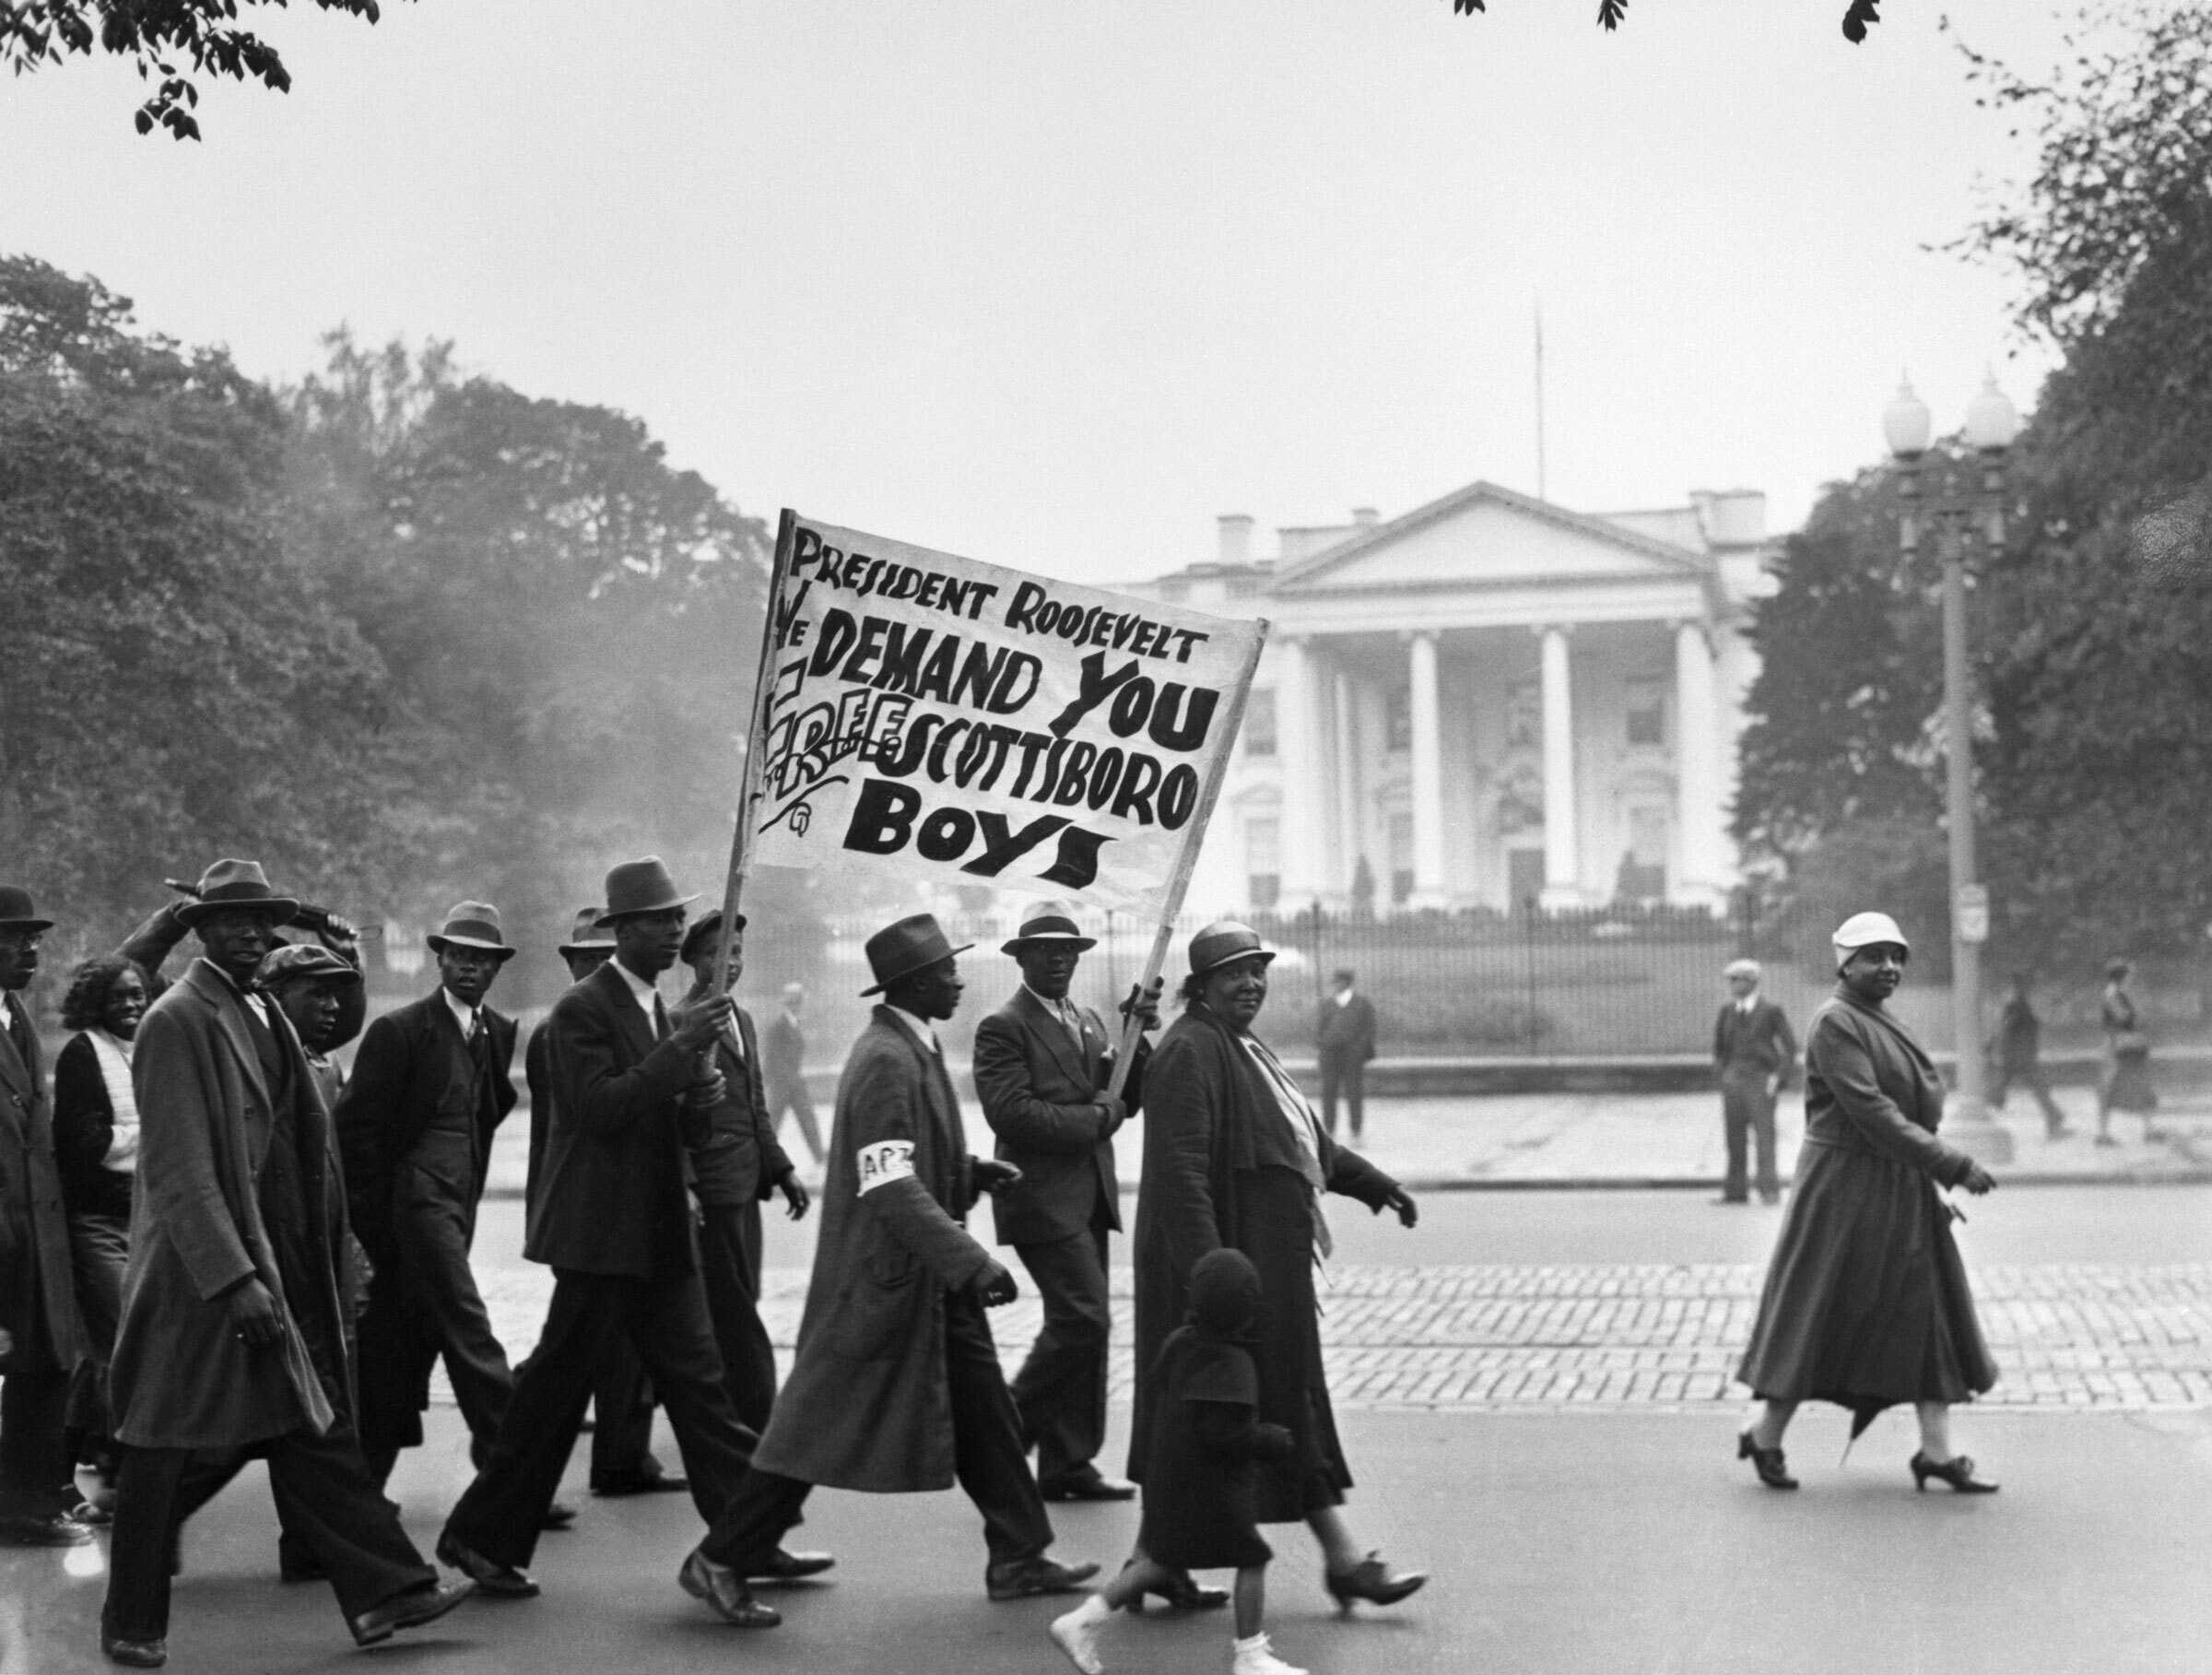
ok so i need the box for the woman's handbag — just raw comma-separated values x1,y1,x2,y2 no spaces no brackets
2112,1028,2152,1060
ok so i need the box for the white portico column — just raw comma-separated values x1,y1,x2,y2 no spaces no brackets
1331,666,1360,899
1672,619,1725,911
1537,624,1581,909
1274,634,1322,904
1406,631,1446,909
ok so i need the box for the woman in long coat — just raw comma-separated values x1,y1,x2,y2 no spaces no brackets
1129,921,1427,1612
2094,958,2159,1146
1736,911,2000,1493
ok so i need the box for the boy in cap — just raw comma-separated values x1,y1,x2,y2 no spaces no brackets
1712,957,1798,1204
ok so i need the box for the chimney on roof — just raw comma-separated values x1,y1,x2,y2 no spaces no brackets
1218,513,1254,567
1351,506,1379,528
1696,490,1767,548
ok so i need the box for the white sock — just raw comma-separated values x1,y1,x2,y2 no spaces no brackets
1070,1594,1111,1627
1234,1632,1269,1652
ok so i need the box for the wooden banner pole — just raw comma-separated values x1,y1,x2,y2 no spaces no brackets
710,508,799,1000
1104,618,1271,1101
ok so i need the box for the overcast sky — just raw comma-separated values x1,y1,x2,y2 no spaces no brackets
2,0,2072,581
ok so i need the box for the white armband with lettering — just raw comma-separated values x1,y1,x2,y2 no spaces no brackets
854,1140,916,1196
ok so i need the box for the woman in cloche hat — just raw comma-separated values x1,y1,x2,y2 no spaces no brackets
1124,922,1427,1659
1735,912,2001,1495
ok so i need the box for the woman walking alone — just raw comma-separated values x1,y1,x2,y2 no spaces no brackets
1736,913,2000,1493
2094,958,2159,1147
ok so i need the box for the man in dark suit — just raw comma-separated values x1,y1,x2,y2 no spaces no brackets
335,902,523,1492
972,904,1151,1504
521,906,672,1498
1316,967,1379,1140
0,885,92,1548
101,860,467,1665
1712,958,1799,1204
762,981,825,1170
677,910,809,1433
438,858,819,1618
689,914,1094,1625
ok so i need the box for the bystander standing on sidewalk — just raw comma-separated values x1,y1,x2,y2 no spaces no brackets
1987,973,2069,1141
1712,959,1796,1205
2095,959,2159,1147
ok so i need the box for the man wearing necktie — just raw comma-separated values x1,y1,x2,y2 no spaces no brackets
334,902,524,1495
973,904,1162,1511
439,858,819,1623
1712,958,1799,1205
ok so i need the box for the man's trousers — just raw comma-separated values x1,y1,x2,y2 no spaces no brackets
1007,1221,1111,1486
700,1290,1051,1572
1319,1053,1367,1140
441,1266,755,1570
102,1430,433,1642
1721,1073,1780,1201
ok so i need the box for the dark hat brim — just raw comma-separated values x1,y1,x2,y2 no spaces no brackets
427,933,517,961
557,939,618,957
861,942,975,997
1001,932,1099,956
0,915,54,932
595,892,700,926
176,895,300,928
1192,945,1277,978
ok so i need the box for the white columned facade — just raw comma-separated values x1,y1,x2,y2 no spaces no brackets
1406,631,1446,909
1672,619,1725,910
1274,634,1322,904
1537,624,1581,908
1331,666,1360,901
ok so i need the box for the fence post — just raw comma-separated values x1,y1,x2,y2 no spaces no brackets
1523,894,1542,1056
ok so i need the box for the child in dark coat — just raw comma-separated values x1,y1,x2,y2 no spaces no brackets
1051,1248,1304,1675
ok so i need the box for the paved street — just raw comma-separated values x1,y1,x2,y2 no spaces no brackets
10,1186,2208,1674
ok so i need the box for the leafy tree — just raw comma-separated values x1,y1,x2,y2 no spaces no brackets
0,255,407,937
0,0,394,139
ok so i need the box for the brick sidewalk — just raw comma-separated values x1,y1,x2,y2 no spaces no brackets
468,1258,2212,1416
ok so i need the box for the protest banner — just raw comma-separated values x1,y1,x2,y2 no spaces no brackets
710,510,1267,1075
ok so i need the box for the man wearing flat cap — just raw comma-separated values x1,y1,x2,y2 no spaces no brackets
1712,957,1799,1205
441,858,808,1624
0,885,94,1548
691,912,1098,1619
335,902,524,1492
973,903,1158,1506
103,860,467,1665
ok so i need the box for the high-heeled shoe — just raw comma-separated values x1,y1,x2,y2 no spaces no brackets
1322,1551,1428,1615
1911,1452,1998,1493
1737,1429,1798,1490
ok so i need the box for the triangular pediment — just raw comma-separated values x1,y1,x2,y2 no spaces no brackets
1271,480,1709,595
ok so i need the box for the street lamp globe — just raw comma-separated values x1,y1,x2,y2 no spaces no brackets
1964,372,2022,454
1883,378,1933,461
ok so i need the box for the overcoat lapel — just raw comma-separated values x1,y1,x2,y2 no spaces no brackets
188,961,278,1165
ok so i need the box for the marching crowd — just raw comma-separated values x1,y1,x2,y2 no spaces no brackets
0,855,1427,1674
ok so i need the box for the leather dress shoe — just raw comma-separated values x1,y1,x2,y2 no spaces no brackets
986,1555,1100,1600
101,1633,168,1668
349,1578,474,1647
1040,1470,1136,1504
0,1509,93,1546
540,1500,578,1530
747,1547,835,1582
435,1531,540,1598
1116,1560,1230,1611
678,1549,781,1627
591,1469,690,1497
1322,1551,1428,1615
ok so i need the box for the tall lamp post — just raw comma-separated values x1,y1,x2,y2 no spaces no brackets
1883,373,2022,1164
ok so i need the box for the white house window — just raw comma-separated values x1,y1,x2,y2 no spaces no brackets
1625,678,1665,747
1246,817,1282,909
1243,688,1277,756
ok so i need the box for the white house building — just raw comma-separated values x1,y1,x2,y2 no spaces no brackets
1118,479,1778,919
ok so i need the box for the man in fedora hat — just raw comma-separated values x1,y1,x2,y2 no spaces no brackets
519,906,671,1499
335,902,524,1493
677,908,810,1433
974,903,1161,1509
0,885,94,1548
441,858,809,1624
690,912,1098,1619
103,860,468,1664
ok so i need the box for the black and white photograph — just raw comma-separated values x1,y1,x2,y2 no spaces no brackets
3,3,2210,1671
